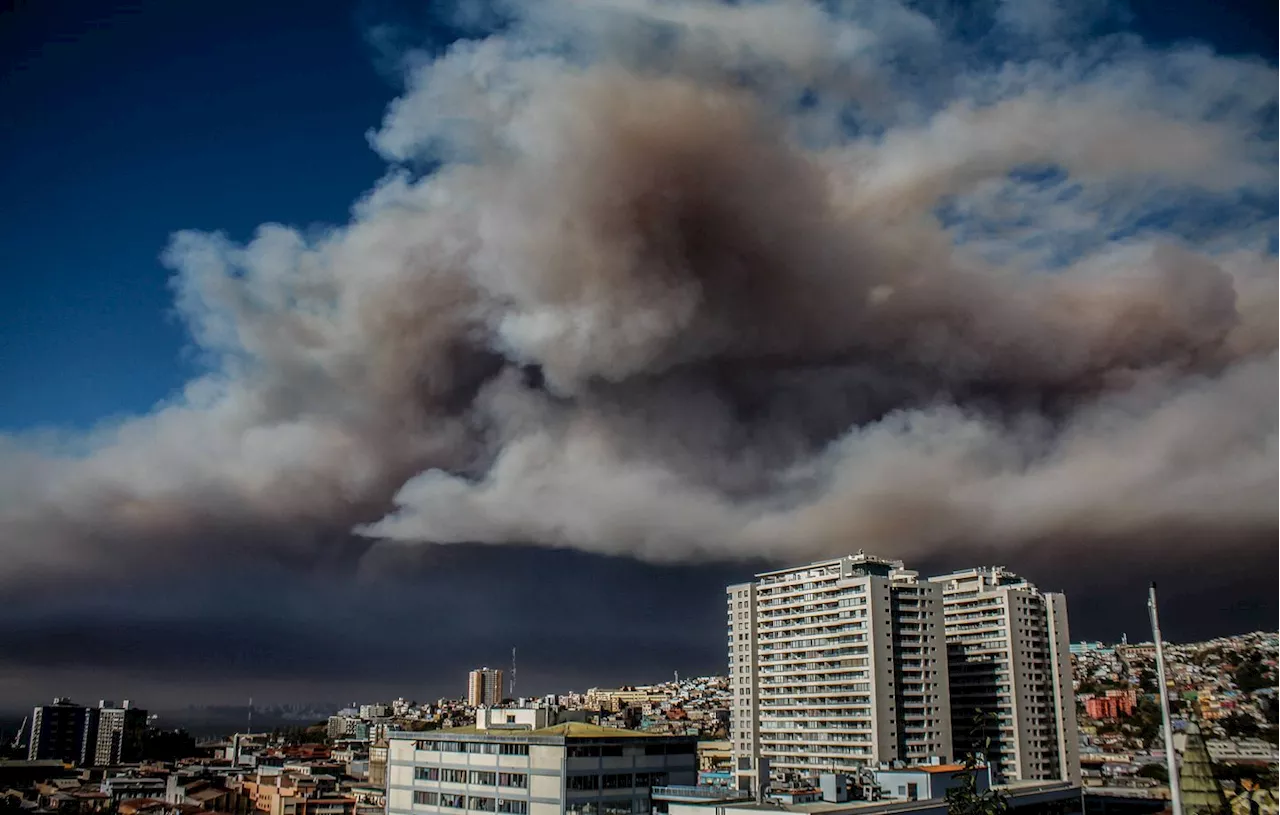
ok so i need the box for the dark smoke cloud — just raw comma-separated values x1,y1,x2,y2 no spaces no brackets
0,0,1275,585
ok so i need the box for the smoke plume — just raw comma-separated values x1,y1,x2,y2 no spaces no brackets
2,0,1276,581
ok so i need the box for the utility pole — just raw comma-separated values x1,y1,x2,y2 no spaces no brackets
1149,583,1183,815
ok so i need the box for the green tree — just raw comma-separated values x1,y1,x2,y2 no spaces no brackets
1127,697,1164,745
1138,669,1159,694
946,711,1009,815
1235,654,1273,693
1136,763,1169,783
1219,713,1263,740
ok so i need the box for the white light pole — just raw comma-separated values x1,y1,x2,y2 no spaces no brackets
1148,583,1183,815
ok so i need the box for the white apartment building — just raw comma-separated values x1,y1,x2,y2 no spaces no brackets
385,722,697,815
927,567,1080,785
100,700,148,766
727,552,952,780
468,668,506,708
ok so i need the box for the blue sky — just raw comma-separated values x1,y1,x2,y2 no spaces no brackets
0,0,394,429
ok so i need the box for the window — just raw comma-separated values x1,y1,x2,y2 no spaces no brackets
438,793,465,809
413,792,439,805
467,797,495,812
568,745,600,758
645,741,694,755
497,803,526,815
601,802,634,814
568,775,600,791
602,773,632,789
415,767,440,781
469,771,496,786
499,744,529,756
441,769,468,784
467,742,499,755
632,773,666,788
497,773,526,788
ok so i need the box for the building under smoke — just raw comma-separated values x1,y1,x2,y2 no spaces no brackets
727,554,1081,789
467,668,505,708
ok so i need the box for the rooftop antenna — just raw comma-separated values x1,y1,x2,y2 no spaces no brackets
247,697,253,735
1149,583,1183,815
510,648,517,700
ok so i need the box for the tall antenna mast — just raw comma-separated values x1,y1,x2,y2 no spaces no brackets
247,697,253,734
1149,584,1183,815
510,647,517,700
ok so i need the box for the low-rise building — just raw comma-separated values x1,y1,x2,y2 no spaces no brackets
368,741,388,790
1205,738,1279,764
386,722,698,815
872,762,988,802
100,776,168,806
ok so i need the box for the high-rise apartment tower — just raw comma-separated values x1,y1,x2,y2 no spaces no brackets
28,699,94,764
467,668,505,708
727,552,953,779
927,567,1080,784
92,700,147,766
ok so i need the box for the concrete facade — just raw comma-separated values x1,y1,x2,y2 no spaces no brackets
728,553,953,779
468,669,506,708
28,699,94,765
92,701,147,766
927,567,1080,785
386,724,697,815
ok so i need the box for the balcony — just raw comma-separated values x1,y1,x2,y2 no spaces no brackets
651,786,753,803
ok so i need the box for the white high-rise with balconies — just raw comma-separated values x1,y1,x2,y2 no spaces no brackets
926,567,1080,785
727,552,952,781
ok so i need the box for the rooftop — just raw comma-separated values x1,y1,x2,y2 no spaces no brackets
391,722,663,740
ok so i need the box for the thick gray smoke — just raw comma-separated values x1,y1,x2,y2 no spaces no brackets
1,0,1276,579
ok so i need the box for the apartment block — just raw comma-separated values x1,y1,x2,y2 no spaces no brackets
468,668,506,708
28,698,94,765
385,722,697,815
93,701,148,766
727,552,952,780
927,567,1080,784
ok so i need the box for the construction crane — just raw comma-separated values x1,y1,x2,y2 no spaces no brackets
10,716,26,751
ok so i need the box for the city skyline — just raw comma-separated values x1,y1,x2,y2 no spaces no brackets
2,0,1276,713
0,553,1271,714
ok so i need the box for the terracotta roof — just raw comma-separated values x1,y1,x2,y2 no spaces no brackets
920,764,968,773
118,798,168,814
189,789,226,802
